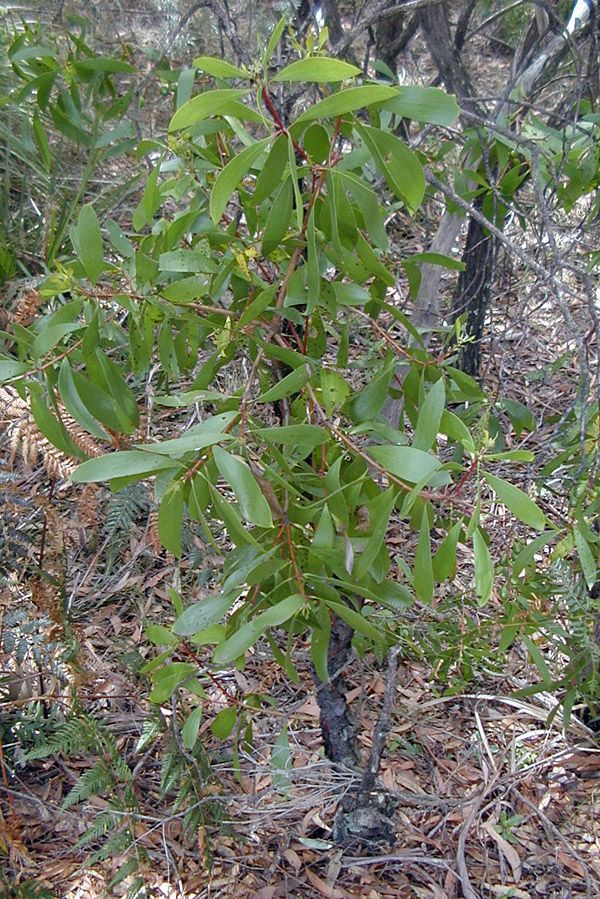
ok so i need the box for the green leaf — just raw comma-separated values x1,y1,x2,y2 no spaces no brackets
432,520,462,582
413,378,445,451
439,410,474,453
351,356,395,422
135,412,237,455
354,487,396,579
321,369,350,416
182,707,203,749
169,89,247,131
211,706,237,739
523,636,552,688
310,603,331,683
379,86,459,126
73,204,103,286
71,451,180,483
369,445,442,484
210,136,272,224
213,594,304,665
58,359,109,442
149,662,197,703
574,526,597,589
145,624,178,646
271,724,293,796
473,528,494,606
213,446,273,528
0,360,29,380
264,16,287,68
407,251,465,271
173,593,237,636
324,600,386,644
272,58,360,82
293,85,399,124
262,177,293,256
414,507,434,603
193,56,245,78
356,124,425,212
252,424,327,448
258,364,311,403
484,473,545,530
158,480,184,557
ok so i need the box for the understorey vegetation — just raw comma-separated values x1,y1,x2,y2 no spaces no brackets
2,2,600,896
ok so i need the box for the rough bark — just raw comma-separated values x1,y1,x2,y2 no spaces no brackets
313,613,361,766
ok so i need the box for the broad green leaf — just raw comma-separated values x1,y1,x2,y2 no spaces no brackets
484,473,545,530
351,356,395,422
321,369,350,416
379,86,459,126
173,592,237,636
29,392,84,459
193,56,245,78
574,526,597,589
213,446,273,528
87,350,139,430
262,177,293,256
324,600,386,644
210,136,272,224
272,58,360,82
473,528,494,606
439,410,474,453
149,662,197,703
271,724,292,796
354,487,396,579
157,481,184,557
432,520,462,582
74,204,103,286
209,484,262,548
253,133,289,204
356,124,425,211
258,365,311,403
182,707,203,749
252,424,327,447
414,507,434,603
58,359,109,442
213,594,304,664
32,323,81,359
0,360,29,380
145,624,178,646
211,706,237,739
413,378,445,451
71,450,180,483
135,412,237,455
169,89,247,131
293,85,399,124
407,251,465,271
74,58,136,74
369,445,442,483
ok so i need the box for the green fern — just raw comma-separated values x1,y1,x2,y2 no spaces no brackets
23,715,103,761
62,759,117,809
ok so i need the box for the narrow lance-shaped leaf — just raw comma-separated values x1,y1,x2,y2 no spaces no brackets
412,378,445,451
484,472,546,530
158,480,184,557
213,594,304,665
272,58,361,82
169,88,247,131
414,507,434,603
72,203,103,286
473,528,494,606
574,526,597,590
210,136,272,224
193,56,245,78
213,446,273,528
293,85,399,124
